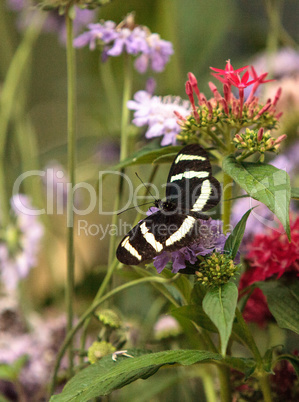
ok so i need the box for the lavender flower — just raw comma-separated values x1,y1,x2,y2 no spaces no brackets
152,218,227,273
0,195,44,290
0,311,68,399
74,17,173,74
153,315,181,340
128,90,191,145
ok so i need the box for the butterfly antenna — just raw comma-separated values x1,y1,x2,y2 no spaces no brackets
117,201,153,216
135,172,158,202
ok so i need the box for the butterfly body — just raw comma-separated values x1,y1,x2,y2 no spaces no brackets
116,144,221,265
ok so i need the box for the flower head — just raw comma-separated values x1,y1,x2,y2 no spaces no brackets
239,215,299,326
74,14,173,73
128,90,190,145
0,195,44,290
180,61,281,146
153,315,182,340
195,252,238,287
152,218,227,273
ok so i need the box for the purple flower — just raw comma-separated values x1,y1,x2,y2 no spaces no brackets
0,195,44,290
152,218,227,273
0,310,68,398
73,21,118,50
128,90,191,146
74,18,173,74
135,34,174,74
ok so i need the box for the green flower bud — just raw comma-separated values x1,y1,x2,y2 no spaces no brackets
96,309,122,328
195,252,237,287
88,341,116,364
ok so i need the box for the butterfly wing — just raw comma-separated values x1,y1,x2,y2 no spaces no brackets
116,211,200,265
165,144,221,215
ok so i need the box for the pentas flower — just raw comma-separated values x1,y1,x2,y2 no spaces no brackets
179,61,281,146
239,215,299,326
128,90,191,146
149,215,227,273
0,195,44,290
74,14,173,73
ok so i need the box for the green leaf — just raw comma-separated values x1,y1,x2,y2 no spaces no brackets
222,155,291,239
0,355,28,381
275,354,299,377
50,349,222,401
171,305,217,333
202,282,238,356
291,187,299,199
258,281,299,335
113,144,182,170
224,207,254,259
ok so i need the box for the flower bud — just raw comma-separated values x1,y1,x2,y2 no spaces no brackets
88,341,116,364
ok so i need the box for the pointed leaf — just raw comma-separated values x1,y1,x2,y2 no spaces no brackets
202,282,238,356
223,156,291,239
224,207,254,259
113,144,182,170
171,305,217,333
50,349,222,401
258,280,299,335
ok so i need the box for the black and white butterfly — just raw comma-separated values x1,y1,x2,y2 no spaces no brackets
116,144,221,265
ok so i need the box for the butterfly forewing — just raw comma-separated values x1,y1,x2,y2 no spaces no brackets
116,211,200,265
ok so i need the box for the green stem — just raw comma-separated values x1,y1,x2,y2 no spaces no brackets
222,129,234,234
222,172,233,234
205,128,227,151
236,150,256,163
49,275,180,395
235,308,263,362
65,10,77,376
120,54,133,161
258,375,273,402
0,13,44,226
217,365,232,402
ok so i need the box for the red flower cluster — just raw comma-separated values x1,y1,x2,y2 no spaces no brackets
183,60,280,124
239,215,299,326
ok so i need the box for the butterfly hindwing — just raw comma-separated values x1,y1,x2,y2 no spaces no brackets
116,211,200,265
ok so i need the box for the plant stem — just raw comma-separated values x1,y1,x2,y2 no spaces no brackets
258,375,273,402
49,275,180,395
65,9,76,376
120,53,133,161
222,172,233,234
217,365,232,402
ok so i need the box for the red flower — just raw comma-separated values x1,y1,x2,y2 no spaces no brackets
239,215,299,326
210,59,248,78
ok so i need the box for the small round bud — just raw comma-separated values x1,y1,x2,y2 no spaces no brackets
196,252,238,287
88,341,116,364
96,309,122,328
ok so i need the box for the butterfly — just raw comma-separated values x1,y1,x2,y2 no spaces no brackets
116,144,221,265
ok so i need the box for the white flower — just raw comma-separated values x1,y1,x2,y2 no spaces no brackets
128,91,191,146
